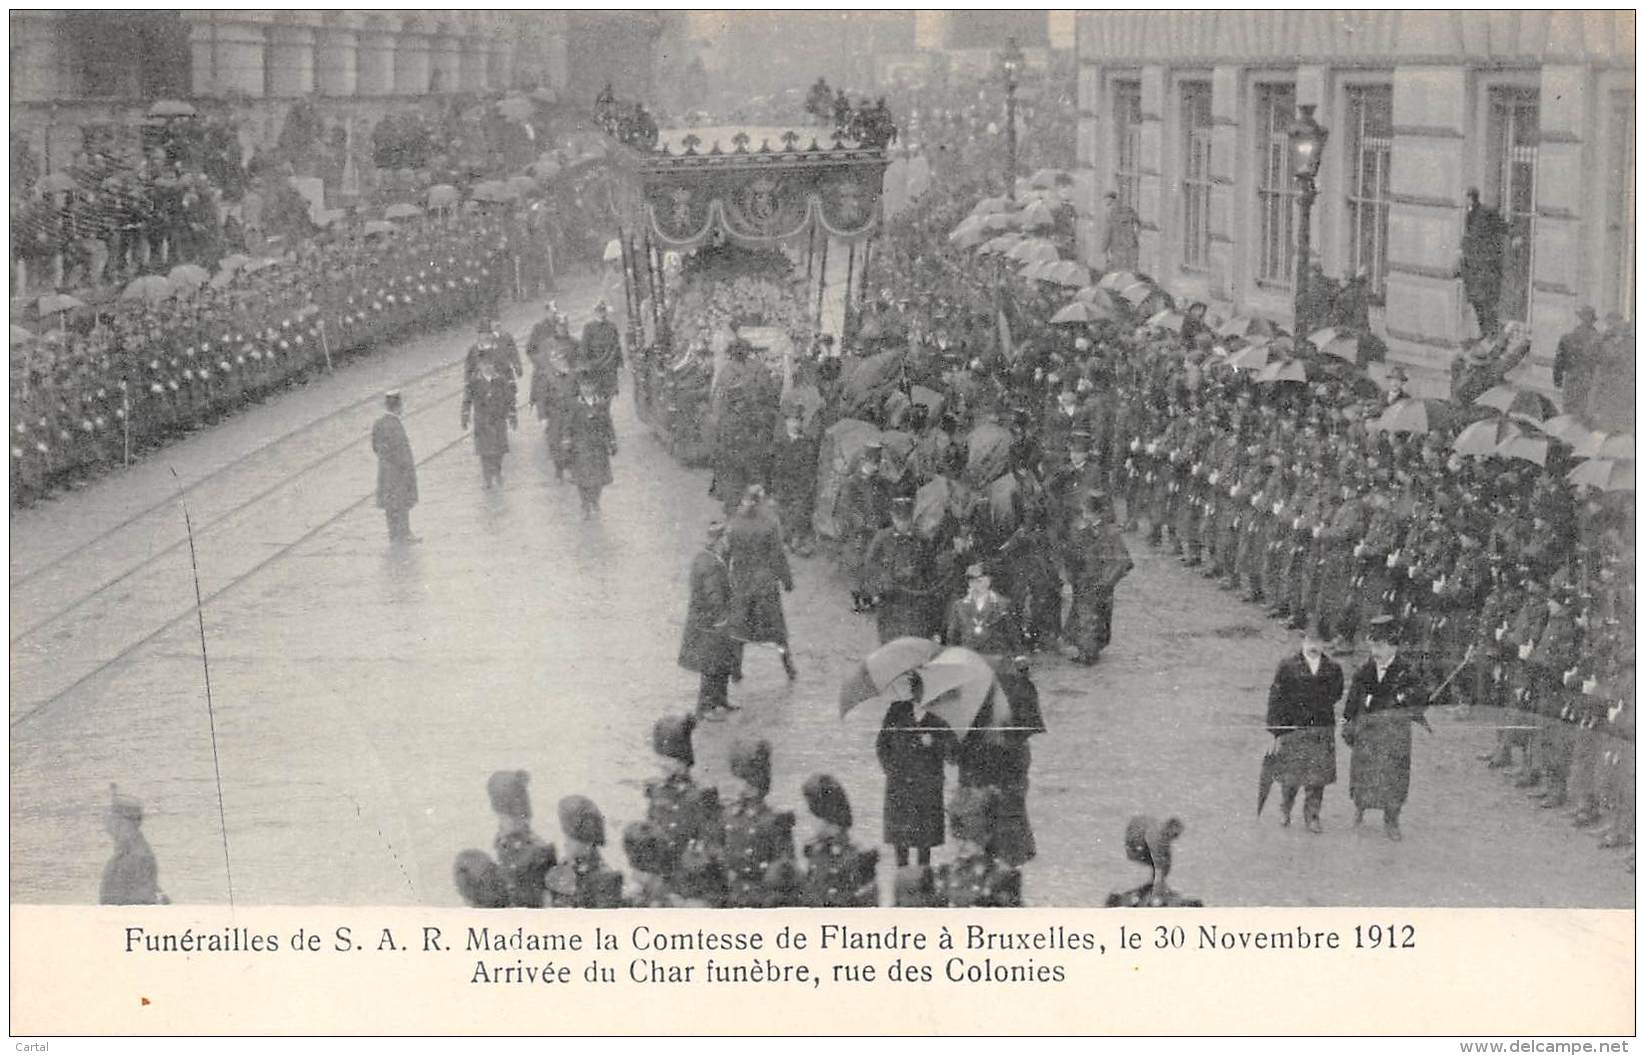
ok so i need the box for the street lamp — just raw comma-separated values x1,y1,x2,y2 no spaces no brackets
999,36,1025,199
1288,103,1328,334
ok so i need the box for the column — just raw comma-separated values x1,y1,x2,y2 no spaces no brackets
1207,65,1243,305
393,33,430,95
1385,65,1470,383
1527,64,1592,382
1136,65,1168,277
357,27,397,96
268,24,316,97
200,18,267,97
1072,59,1104,268
316,23,359,97
430,34,461,93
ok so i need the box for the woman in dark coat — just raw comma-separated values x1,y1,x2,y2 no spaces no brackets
957,660,1046,866
566,371,615,517
1343,617,1428,840
876,673,959,867
1263,620,1344,833
678,521,741,718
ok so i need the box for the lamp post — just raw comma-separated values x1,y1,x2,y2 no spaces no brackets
999,36,1024,199
1287,103,1328,335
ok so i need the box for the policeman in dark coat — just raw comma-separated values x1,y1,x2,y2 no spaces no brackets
370,391,419,543
566,371,615,517
1063,490,1134,664
944,563,1024,655
461,354,516,489
725,485,797,679
768,406,820,554
720,739,800,908
545,795,623,908
1459,187,1507,338
644,715,724,869
876,672,960,868
578,300,623,397
865,496,940,643
1263,619,1344,833
799,773,880,907
935,786,1022,907
679,521,741,718
1343,615,1429,840
99,786,167,906
528,321,576,480
486,769,557,908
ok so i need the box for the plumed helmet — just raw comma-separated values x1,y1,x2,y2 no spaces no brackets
453,849,510,908
652,714,697,767
728,738,772,796
485,770,532,821
621,821,677,877
802,773,852,830
557,794,606,846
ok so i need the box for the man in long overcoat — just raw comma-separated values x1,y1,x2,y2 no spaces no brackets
1343,616,1429,840
767,406,820,553
837,443,892,611
1460,187,1507,338
679,522,741,718
461,355,516,489
1102,191,1141,272
371,391,418,543
864,496,940,643
876,673,960,869
1063,491,1134,664
1264,620,1344,832
578,301,623,397
565,371,615,517
725,485,797,679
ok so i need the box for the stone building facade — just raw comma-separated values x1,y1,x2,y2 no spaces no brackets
1072,10,1635,389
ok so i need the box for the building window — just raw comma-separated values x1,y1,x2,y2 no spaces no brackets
1254,82,1297,287
1605,90,1635,321
1113,80,1142,212
1485,87,1538,323
1344,84,1393,298
1181,81,1213,271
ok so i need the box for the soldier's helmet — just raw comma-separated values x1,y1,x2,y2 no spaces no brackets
802,773,853,830
622,821,678,877
557,794,606,847
729,738,773,797
652,714,697,768
453,849,510,908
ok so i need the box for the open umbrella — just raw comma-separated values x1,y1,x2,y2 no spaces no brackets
10,324,35,345
975,233,1024,256
1145,309,1185,331
507,174,539,197
1016,199,1056,231
427,183,459,209
1050,299,1113,325
147,99,196,118
948,216,987,246
1493,432,1550,466
1097,270,1140,292
838,637,944,715
1535,414,1592,445
470,180,513,203
1453,418,1523,457
981,211,1020,232
971,195,1012,216
121,275,174,302
384,202,424,220
217,253,252,274
1474,384,1557,421
1040,260,1092,288
167,263,210,289
916,646,1000,732
1006,238,1059,264
497,95,534,122
1598,434,1634,460
1566,458,1635,492
1117,281,1156,307
1306,326,1362,363
1019,259,1054,282
363,220,396,237
1254,357,1308,384
1225,341,1273,371
1372,397,1454,435
1217,315,1278,339
242,257,280,274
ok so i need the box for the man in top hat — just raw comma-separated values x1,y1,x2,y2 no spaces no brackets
1263,618,1344,833
1061,489,1133,665
486,769,558,907
566,369,616,517
1343,614,1429,840
680,520,742,718
645,714,724,868
837,441,892,612
720,738,800,908
799,774,880,907
725,484,798,680
864,495,940,643
935,786,1023,907
100,785,167,905
1105,815,1202,907
767,403,820,555
578,300,622,398
544,795,623,908
370,390,419,543
944,562,1024,655
1458,187,1507,339
1101,189,1141,272
461,352,517,489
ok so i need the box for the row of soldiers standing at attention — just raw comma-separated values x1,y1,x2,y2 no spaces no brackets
454,715,1025,909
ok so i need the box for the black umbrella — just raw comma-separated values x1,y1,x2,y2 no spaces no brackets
1256,742,1280,816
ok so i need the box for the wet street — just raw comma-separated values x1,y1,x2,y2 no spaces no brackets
10,279,1633,908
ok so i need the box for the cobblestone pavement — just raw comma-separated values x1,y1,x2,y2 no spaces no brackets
10,275,1633,907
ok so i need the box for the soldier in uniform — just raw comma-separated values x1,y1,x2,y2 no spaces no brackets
1263,619,1344,832
461,353,517,489
644,714,724,872
578,300,623,398
799,773,880,908
1343,615,1429,840
528,314,577,481
720,739,800,908
99,785,167,905
935,786,1023,907
370,390,419,543
485,769,557,908
1105,815,1202,907
944,563,1024,655
620,821,681,908
453,849,510,909
566,370,616,517
864,495,940,643
1062,490,1134,665
545,795,623,909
